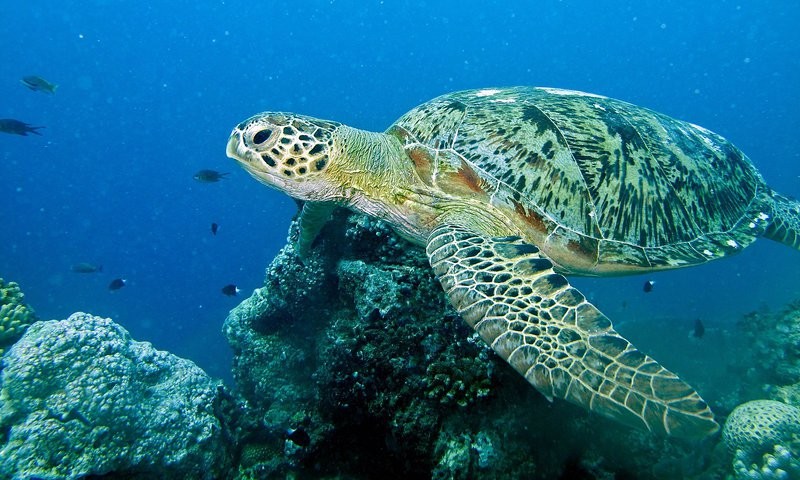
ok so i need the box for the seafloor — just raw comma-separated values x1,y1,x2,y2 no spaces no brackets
0,209,798,479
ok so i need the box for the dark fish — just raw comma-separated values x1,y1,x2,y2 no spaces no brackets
693,319,705,338
21,75,58,94
108,278,126,291
211,222,219,235
285,427,310,447
643,280,655,293
221,284,240,296
194,170,229,182
71,262,103,273
0,119,44,136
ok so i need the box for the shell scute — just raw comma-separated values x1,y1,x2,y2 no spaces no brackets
390,87,770,268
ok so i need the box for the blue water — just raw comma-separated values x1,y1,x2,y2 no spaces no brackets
1,1,798,384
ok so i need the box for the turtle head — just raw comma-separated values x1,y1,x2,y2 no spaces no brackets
226,113,343,201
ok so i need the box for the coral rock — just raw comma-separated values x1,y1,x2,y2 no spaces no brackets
723,399,800,479
0,312,235,479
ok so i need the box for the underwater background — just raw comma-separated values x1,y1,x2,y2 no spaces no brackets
1,2,800,477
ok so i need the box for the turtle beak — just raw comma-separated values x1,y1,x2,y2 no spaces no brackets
226,126,288,191
227,129,262,174
226,130,245,163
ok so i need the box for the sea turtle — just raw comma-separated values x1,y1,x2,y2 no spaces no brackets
226,87,800,440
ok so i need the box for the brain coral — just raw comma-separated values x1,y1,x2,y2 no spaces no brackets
723,400,800,458
0,312,234,479
723,399,800,479
0,278,37,356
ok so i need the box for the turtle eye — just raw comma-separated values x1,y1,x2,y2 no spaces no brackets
253,129,273,144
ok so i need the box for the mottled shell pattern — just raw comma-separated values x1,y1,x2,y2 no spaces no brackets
389,87,773,271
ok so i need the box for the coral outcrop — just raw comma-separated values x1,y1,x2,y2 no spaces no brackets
723,400,800,480
223,210,719,479
0,312,236,479
0,278,37,357
720,299,800,478
4,208,796,478
734,300,800,399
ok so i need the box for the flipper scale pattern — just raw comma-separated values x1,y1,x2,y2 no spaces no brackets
426,223,719,439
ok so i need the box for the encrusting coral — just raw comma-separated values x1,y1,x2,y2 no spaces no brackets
0,312,236,479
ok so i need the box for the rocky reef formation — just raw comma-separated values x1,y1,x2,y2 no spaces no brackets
721,301,800,479
0,278,37,357
1,210,797,478
223,210,726,479
732,300,800,406
0,312,236,479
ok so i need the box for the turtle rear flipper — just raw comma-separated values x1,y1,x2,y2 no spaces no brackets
764,192,800,250
426,224,719,440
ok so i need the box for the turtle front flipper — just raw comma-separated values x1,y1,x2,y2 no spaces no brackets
426,224,719,440
297,202,335,257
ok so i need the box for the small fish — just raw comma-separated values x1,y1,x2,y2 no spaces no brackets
642,280,655,293
108,278,126,291
692,319,705,339
285,427,310,447
211,222,219,235
221,284,240,296
0,119,44,136
194,170,229,183
71,262,103,273
20,75,58,94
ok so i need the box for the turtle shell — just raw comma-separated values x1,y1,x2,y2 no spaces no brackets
389,87,773,272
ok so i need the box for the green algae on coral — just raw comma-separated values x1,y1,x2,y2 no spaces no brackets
0,278,37,357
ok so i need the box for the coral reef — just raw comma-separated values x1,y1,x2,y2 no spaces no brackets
723,400,800,480
732,445,799,480
4,209,796,478
223,210,721,479
723,400,800,459
0,278,37,357
729,300,800,402
0,312,236,479
719,299,800,478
